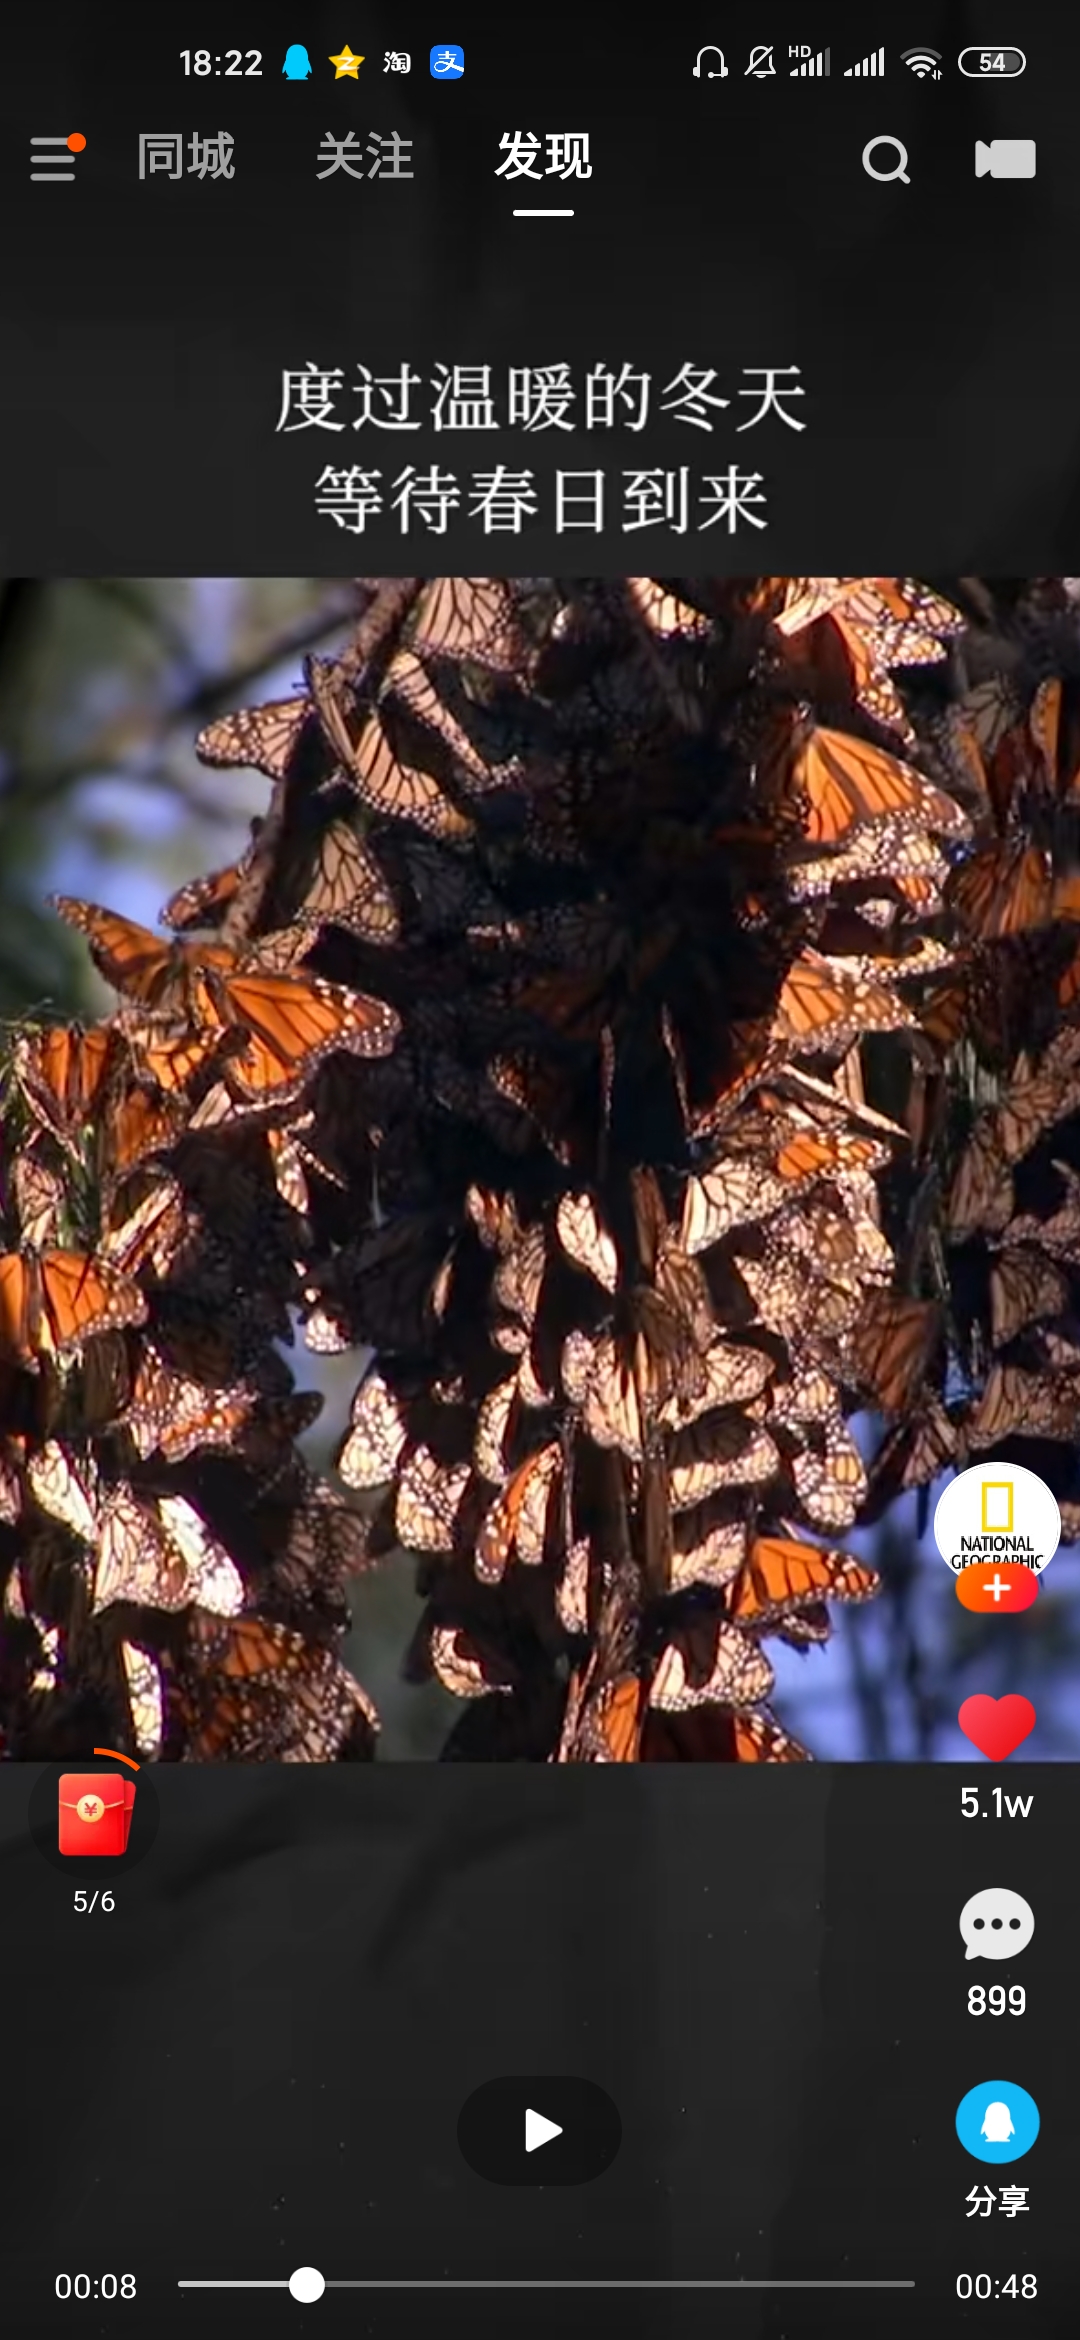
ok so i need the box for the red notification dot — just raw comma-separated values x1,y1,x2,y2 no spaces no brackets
956,1561,1039,1614
66,133,86,152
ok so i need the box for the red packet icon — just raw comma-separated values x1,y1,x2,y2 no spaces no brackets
58,1774,135,1857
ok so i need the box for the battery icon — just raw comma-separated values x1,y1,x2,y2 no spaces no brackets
958,46,1025,76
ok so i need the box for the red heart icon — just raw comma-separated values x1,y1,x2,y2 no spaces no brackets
958,1694,1036,1759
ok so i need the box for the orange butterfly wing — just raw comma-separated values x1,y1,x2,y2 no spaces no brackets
729,1534,878,1625
49,897,182,1007
790,727,968,847
14,1025,117,1137
732,1709,812,1761
0,1250,147,1364
946,843,1051,940
193,967,400,1102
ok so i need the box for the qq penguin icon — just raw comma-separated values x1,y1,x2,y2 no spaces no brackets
956,2081,1040,2164
933,1462,1059,1578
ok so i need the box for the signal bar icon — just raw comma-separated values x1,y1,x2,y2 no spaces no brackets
844,47,885,75
790,45,830,75
902,46,942,77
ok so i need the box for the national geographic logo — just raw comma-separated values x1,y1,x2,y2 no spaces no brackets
934,1463,1060,1575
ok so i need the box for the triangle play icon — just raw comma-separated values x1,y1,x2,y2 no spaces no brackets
525,2107,563,2153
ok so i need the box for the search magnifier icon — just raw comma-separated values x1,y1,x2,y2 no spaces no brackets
862,135,910,183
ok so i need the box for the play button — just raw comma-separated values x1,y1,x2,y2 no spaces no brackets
458,2076,621,2185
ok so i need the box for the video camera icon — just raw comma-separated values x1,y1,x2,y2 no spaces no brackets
976,139,1035,177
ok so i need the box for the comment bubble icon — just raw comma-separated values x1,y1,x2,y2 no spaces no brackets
960,1888,1034,1962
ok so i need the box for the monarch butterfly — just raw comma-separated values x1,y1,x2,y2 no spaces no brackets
785,814,949,907
773,951,915,1054
15,1014,224,1178
768,594,917,747
93,1486,245,1617
259,1483,368,1633
194,695,314,781
649,1616,775,1713
107,1080,192,1179
993,1037,1080,1164
638,1701,812,1761
554,1192,619,1292
472,1374,519,1486
947,1123,1014,1239
667,1416,779,1511
9,1152,66,1250
475,1444,561,1582
99,1174,191,1282
729,1707,812,1762
0,1249,147,1365
49,897,400,1103
12,1024,119,1143
382,649,507,791
776,1188,891,1281
727,1532,879,1626
26,1440,100,1540
787,1418,867,1532
466,1183,524,1252
423,1620,518,1700
988,1248,1071,1348
866,1398,960,1506
557,1669,645,1763
846,1291,943,1416
166,1611,378,1760
337,1369,410,1490
773,1126,895,1185
409,577,521,668
160,853,249,934
306,657,473,839
772,578,960,654
1007,1177,1080,1261
394,1445,472,1553
562,1330,645,1458
742,576,867,633
626,578,712,642
120,1639,164,1758
290,817,402,944
47,896,233,1007
763,717,969,848
493,1222,548,1329
946,842,1053,941
657,1339,775,1431
967,1361,1080,1448
119,1341,265,1463
681,1157,791,1252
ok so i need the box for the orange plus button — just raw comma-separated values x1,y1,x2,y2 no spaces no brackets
956,1562,1038,1614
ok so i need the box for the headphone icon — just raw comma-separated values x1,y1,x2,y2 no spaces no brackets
692,45,728,77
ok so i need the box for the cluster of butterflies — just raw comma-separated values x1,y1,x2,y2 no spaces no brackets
4,573,1079,1762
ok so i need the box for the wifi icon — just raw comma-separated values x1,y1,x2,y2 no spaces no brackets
902,46,942,77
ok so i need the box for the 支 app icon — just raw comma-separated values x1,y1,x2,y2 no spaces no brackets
956,2081,1039,2163
430,46,464,77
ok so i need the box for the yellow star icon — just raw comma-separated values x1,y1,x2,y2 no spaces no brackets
329,44,364,77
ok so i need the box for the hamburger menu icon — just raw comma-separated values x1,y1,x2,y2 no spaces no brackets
933,1461,1060,1576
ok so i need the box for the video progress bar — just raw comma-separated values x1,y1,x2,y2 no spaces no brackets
178,2279,916,2291
513,208,574,216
